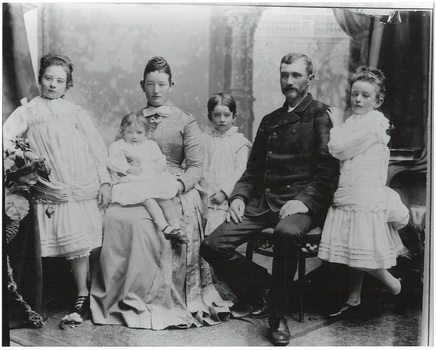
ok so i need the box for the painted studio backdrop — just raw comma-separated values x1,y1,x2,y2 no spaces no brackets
3,2,431,341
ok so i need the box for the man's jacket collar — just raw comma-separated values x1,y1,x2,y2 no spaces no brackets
269,93,314,129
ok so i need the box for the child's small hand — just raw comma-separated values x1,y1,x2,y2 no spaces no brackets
127,165,143,176
210,191,227,206
327,107,344,127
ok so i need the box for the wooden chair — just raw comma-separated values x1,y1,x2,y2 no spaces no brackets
245,226,322,323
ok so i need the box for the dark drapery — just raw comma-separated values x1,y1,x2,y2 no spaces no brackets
377,11,430,152
3,3,45,332
2,3,39,123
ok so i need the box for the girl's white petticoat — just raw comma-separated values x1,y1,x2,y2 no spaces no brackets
108,139,178,205
200,126,251,236
318,111,409,269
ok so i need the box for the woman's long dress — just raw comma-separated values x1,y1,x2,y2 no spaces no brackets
318,111,409,269
90,103,231,329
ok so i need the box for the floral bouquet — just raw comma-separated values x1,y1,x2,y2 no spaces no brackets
4,138,51,328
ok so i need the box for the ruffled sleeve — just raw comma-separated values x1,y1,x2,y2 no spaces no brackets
107,140,130,174
220,136,251,198
149,140,167,173
328,111,389,161
75,106,111,185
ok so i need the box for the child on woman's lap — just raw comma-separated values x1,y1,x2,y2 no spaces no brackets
318,66,410,318
108,113,187,244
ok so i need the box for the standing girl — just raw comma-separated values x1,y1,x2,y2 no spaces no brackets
200,93,251,236
318,66,409,317
3,54,111,321
108,112,187,244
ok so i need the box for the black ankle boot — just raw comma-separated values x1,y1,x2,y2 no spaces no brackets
268,316,290,346
249,287,269,318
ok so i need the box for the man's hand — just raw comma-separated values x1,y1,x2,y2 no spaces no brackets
98,183,111,209
279,200,308,220
226,197,245,224
327,107,344,127
210,191,226,206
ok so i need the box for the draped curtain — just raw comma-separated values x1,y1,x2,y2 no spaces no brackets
333,8,429,156
2,3,46,331
2,3,38,123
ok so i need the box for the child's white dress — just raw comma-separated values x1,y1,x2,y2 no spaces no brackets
108,138,178,205
318,110,409,269
3,96,111,258
200,126,251,236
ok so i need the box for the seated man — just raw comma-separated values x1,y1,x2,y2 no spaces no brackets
201,52,339,346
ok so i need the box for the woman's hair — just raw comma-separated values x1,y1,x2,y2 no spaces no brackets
350,66,386,98
207,92,237,121
119,112,149,134
38,54,74,89
142,56,172,84
281,52,313,75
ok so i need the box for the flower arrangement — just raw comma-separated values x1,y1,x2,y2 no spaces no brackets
4,138,51,328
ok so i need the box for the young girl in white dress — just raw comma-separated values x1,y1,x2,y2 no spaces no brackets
200,92,251,236
108,112,188,244
317,66,410,318
3,54,111,320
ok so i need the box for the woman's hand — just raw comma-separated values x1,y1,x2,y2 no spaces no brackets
226,197,245,224
98,183,111,209
209,191,227,206
279,200,308,220
177,180,185,195
327,107,344,127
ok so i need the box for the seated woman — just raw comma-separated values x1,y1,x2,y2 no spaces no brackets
90,56,231,330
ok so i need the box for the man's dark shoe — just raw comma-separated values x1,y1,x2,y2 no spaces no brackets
249,287,269,318
268,316,290,346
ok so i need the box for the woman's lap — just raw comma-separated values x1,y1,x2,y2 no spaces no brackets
90,199,231,329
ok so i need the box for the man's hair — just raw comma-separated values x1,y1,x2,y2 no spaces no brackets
281,53,313,75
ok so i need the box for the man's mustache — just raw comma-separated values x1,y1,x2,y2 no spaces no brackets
283,86,296,92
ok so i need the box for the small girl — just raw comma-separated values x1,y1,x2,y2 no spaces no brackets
318,66,410,318
3,54,111,321
108,112,188,244
200,92,251,236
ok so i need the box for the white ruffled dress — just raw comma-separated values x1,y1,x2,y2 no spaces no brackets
200,126,251,236
108,139,178,205
3,96,111,258
318,110,409,269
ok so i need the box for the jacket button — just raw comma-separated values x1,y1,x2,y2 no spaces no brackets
292,129,296,134
272,132,277,136
286,185,291,189
266,188,270,192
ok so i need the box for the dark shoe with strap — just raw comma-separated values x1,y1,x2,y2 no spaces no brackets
249,287,269,319
328,302,362,319
71,294,90,318
268,316,290,346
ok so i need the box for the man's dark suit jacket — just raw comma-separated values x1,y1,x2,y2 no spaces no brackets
230,93,339,224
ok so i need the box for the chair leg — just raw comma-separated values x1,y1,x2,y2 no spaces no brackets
246,241,254,261
298,253,306,323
